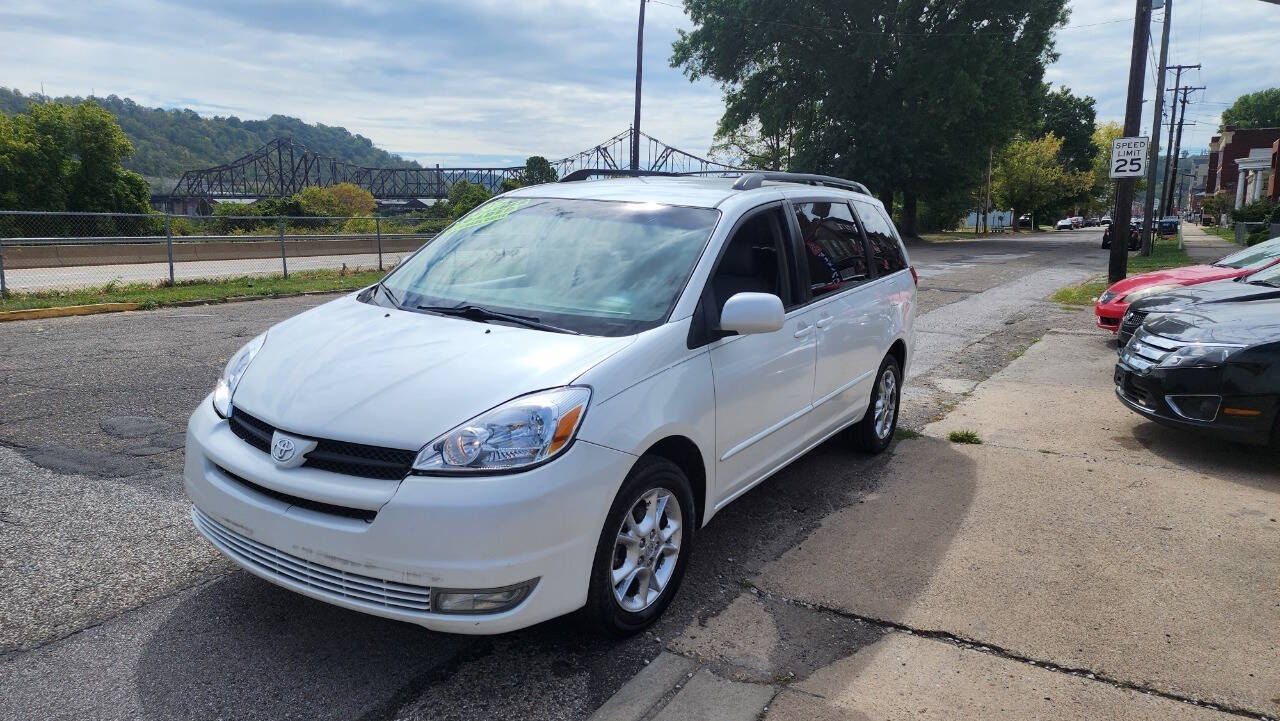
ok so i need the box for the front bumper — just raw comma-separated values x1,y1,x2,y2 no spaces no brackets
184,396,634,634
1094,299,1126,333
1113,364,1275,445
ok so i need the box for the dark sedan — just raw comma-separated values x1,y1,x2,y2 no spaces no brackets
1114,293,1280,446
1118,258,1280,346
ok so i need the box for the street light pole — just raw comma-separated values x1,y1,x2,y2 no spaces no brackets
631,0,646,171
1110,0,1152,284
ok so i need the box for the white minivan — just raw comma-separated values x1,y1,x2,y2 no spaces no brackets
185,171,916,636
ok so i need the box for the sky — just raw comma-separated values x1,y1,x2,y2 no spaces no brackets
1,0,1277,167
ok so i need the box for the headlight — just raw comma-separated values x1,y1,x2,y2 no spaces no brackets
1122,284,1181,303
1099,290,1117,304
1156,343,1243,369
413,387,591,473
211,333,266,418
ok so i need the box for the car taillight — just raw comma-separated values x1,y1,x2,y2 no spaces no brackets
909,266,918,285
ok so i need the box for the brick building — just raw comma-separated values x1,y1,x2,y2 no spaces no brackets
1206,126,1280,208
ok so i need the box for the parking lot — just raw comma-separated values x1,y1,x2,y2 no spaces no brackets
2,228,1276,721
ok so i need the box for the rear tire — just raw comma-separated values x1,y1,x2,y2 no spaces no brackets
848,355,902,454
583,457,695,637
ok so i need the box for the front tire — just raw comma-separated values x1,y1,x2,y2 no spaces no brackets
848,355,902,454
584,457,695,637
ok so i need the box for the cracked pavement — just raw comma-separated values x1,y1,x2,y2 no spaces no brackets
8,229,1264,721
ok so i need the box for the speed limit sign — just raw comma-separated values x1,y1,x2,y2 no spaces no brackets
1109,137,1149,178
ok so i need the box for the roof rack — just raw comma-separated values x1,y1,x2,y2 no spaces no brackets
559,168,683,182
710,171,871,195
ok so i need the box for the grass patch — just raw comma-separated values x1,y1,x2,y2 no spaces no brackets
1049,235,1194,308
947,429,983,445
0,268,387,312
1050,280,1107,306
894,428,923,440
1201,225,1238,244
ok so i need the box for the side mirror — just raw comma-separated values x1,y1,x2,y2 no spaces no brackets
718,292,785,335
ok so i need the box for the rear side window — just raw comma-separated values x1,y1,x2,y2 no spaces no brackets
792,201,869,299
854,201,908,275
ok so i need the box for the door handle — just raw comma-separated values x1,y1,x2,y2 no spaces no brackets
815,314,834,329
793,323,813,339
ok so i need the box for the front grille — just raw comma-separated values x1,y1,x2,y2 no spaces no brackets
1118,310,1148,347
1119,328,1183,373
192,505,433,615
229,408,416,480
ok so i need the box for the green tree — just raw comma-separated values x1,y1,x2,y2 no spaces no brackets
447,180,493,218
1220,88,1280,130
673,0,1068,236
1087,121,1124,216
1038,85,1098,173
992,133,1091,230
294,183,375,217
500,156,560,192
0,99,149,213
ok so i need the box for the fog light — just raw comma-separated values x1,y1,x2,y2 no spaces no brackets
431,579,538,615
1164,395,1221,422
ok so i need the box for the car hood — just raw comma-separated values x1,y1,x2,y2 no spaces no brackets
1106,265,1243,298
1145,297,1280,346
1129,277,1280,313
232,294,635,449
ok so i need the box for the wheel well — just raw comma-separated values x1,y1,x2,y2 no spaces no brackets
888,339,907,372
642,435,707,526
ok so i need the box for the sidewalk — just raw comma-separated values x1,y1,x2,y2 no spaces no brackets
590,331,1279,721
1180,223,1238,264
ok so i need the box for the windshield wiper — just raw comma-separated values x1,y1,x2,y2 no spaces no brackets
377,281,402,308
416,304,580,335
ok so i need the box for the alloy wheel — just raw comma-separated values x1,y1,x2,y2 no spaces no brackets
873,368,898,440
611,487,682,612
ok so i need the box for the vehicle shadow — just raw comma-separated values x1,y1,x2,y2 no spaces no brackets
1125,419,1280,493
134,434,974,721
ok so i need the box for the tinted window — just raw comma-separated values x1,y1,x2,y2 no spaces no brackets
792,201,869,298
709,206,792,312
854,201,908,275
380,197,720,336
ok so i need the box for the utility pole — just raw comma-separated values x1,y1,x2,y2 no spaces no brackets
1164,86,1204,214
1139,0,1172,256
631,0,646,171
1159,64,1199,209
1110,0,1152,283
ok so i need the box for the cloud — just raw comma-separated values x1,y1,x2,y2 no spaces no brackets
1,0,1274,167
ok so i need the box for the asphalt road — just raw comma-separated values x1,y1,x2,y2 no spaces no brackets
0,229,1107,721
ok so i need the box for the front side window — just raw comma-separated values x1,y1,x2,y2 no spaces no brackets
708,206,792,313
792,201,869,299
379,197,720,336
854,200,908,275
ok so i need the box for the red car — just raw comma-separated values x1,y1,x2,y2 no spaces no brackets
1095,236,1280,332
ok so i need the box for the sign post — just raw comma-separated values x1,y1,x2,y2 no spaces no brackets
1109,137,1150,179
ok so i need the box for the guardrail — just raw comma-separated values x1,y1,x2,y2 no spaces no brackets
0,210,441,295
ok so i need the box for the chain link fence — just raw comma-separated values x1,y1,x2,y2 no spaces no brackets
0,210,444,296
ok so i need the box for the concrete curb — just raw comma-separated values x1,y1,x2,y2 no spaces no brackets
0,302,142,322
0,289,352,323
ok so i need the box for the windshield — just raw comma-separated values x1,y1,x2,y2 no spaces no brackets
1215,236,1280,269
1244,260,1280,287
378,197,720,336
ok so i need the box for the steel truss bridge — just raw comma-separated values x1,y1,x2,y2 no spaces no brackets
168,129,737,201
